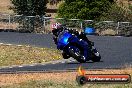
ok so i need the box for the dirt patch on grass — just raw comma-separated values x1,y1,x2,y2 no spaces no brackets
0,68,132,86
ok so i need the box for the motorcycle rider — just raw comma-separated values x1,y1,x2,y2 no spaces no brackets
51,22,92,45
51,23,63,44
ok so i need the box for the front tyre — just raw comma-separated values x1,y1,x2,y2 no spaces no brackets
76,56,87,63
62,52,70,59
69,46,86,63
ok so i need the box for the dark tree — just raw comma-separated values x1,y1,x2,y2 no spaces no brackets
57,0,111,20
11,0,47,16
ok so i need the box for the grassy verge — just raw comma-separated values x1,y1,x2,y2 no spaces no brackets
0,69,132,88
0,44,62,66
3,80,131,88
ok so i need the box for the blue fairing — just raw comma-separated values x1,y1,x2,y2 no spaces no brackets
56,30,90,61
57,31,72,49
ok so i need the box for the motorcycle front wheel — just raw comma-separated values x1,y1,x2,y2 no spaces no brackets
62,51,70,59
69,46,87,63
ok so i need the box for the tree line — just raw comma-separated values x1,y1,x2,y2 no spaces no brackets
10,0,132,21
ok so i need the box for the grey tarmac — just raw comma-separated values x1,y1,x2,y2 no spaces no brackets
0,32,131,73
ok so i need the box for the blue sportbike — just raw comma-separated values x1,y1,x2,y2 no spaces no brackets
54,30,101,63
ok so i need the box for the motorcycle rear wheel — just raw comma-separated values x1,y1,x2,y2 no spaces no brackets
91,52,101,62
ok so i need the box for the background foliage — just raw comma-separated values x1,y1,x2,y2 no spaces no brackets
11,0,47,16
57,0,112,20
100,3,132,22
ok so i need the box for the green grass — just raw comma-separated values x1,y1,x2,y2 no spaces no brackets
1,79,132,88
0,44,62,67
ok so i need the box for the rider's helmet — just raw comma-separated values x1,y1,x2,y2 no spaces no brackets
51,22,63,36
51,22,62,30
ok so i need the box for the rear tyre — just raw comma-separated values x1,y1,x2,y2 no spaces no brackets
91,52,101,62
90,46,101,62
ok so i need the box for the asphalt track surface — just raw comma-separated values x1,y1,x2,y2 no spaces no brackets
0,32,132,73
